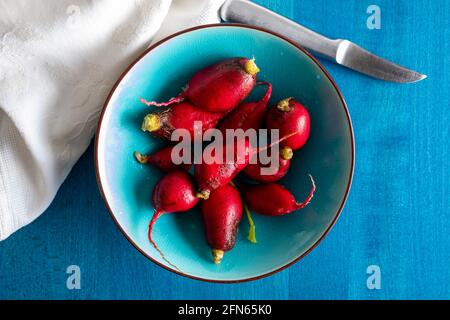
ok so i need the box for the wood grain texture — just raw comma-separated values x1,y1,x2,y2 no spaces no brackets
0,0,449,299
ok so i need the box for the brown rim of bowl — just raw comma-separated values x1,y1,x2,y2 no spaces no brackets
94,23,355,284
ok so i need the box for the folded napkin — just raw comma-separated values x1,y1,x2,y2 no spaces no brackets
0,0,225,240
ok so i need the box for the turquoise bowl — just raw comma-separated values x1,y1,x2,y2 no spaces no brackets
95,24,354,282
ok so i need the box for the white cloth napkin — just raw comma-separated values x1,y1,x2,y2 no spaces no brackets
0,0,225,241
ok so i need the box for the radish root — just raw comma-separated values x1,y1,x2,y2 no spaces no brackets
244,204,257,244
148,211,181,271
295,174,316,209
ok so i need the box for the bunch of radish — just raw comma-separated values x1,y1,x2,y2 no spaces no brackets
135,57,316,266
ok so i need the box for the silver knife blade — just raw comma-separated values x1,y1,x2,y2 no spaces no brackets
220,0,426,83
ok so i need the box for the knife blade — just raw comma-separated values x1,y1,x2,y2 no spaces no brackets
220,0,426,83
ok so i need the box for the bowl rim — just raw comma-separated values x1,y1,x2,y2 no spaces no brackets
94,23,355,283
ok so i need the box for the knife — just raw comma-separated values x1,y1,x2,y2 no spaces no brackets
220,0,426,83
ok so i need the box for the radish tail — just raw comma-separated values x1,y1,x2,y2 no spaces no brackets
212,249,224,264
294,174,316,209
148,210,180,271
256,81,273,105
256,130,301,154
140,94,184,107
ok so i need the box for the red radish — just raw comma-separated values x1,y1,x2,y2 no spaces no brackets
141,57,260,113
266,98,311,160
201,184,243,264
218,81,272,133
195,137,252,200
134,145,191,172
195,131,299,200
141,100,223,140
244,156,290,183
149,171,199,263
242,175,316,216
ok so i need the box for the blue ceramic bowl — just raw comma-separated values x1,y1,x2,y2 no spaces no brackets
95,24,354,282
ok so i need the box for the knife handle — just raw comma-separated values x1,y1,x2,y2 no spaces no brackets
220,0,341,58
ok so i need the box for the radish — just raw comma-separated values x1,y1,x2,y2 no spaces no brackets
201,184,243,264
266,98,311,160
218,81,272,133
134,145,191,172
195,137,252,200
195,131,299,200
244,156,290,183
242,175,316,216
149,171,199,263
141,100,223,140
141,57,260,113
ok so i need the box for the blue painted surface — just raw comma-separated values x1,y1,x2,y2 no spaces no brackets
0,0,449,299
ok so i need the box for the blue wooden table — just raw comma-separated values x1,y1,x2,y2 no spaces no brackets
1,0,449,299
